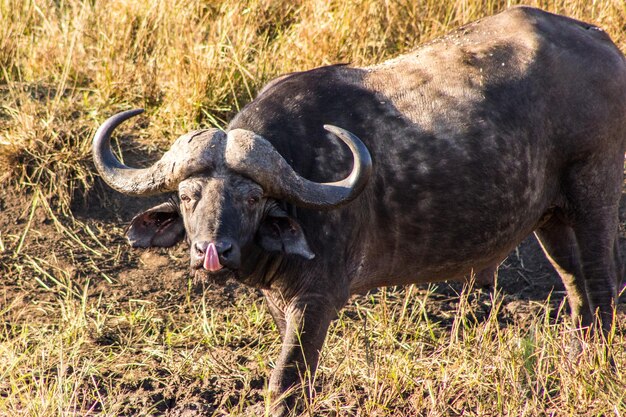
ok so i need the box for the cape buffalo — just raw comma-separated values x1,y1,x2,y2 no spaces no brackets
93,6,625,415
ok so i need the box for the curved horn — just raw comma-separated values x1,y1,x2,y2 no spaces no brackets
93,109,224,196
225,125,372,209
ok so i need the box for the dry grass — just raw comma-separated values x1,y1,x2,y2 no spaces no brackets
1,0,626,416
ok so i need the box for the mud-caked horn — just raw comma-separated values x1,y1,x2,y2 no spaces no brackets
92,109,225,196
225,126,372,209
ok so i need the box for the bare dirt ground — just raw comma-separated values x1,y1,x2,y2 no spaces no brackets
1,179,625,415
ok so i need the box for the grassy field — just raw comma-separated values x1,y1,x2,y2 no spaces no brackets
1,0,626,415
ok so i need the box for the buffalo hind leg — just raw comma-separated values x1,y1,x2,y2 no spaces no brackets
573,214,620,334
534,219,592,328
475,264,498,287
565,159,622,334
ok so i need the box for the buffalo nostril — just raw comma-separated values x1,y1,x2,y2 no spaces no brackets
195,241,209,256
217,241,233,259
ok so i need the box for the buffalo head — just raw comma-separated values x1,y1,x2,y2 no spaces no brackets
92,109,372,281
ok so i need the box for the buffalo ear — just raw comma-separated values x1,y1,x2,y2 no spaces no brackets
126,201,185,248
256,208,315,260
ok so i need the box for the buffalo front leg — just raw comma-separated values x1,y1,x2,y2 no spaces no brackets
264,290,287,340
613,237,625,292
266,295,336,416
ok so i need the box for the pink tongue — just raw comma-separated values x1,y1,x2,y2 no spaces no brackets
203,242,223,271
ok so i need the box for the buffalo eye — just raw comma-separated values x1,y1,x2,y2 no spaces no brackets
247,195,260,207
180,194,191,204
